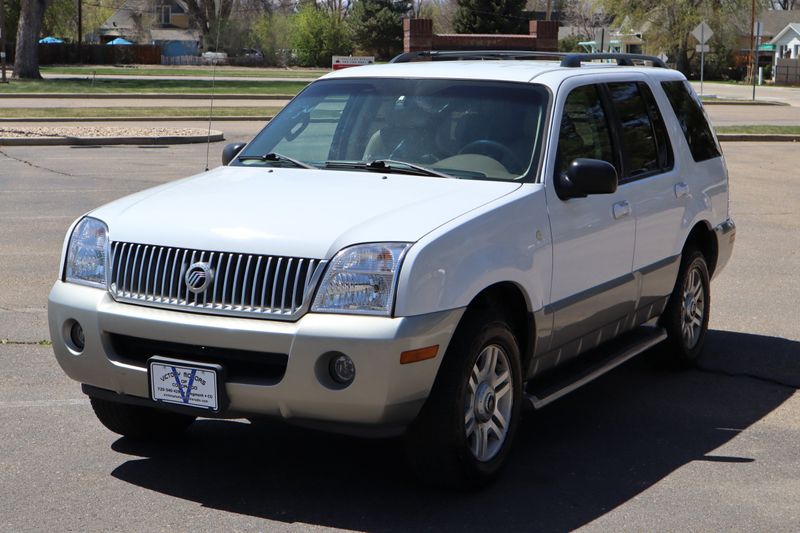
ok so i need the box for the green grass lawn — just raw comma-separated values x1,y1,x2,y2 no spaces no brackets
0,107,282,119
0,78,307,95
41,66,328,79
716,125,800,134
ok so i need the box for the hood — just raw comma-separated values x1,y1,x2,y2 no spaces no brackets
91,166,521,259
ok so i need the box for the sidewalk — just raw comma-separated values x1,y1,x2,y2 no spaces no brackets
41,73,319,83
0,96,290,108
691,81,800,106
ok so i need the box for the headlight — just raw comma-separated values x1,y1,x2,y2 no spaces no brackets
311,243,411,316
65,217,109,289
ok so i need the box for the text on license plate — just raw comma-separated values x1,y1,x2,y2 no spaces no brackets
150,361,219,411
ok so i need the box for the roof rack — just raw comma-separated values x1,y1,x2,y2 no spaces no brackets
389,50,667,69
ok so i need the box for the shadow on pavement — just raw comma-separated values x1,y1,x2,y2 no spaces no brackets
109,329,798,532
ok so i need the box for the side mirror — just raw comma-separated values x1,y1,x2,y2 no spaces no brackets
555,158,618,200
222,142,247,166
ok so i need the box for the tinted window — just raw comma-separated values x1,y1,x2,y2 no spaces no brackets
556,85,615,180
639,82,674,171
661,80,721,162
607,82,660,178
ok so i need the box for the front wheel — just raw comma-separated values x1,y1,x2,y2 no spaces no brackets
659,249,711,364
404,309,522,489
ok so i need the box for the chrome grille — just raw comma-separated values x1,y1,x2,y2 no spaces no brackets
109,242,325,320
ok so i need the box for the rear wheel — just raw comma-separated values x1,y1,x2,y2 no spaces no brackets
90,397,196,440
659,249,711,364
404,309,522,489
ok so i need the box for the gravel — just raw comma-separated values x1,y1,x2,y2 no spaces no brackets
0,126,213,138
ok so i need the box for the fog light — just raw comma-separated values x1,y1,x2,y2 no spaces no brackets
329,353,355,385
69,321,85,351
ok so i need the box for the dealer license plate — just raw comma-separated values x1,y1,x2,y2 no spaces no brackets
149,360,219,411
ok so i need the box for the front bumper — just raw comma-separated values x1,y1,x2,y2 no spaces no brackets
48,281,464,432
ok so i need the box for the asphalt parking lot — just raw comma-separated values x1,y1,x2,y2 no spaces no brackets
1,133,798,531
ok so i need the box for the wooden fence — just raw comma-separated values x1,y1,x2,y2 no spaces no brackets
4,44,162,65
775,58,800,86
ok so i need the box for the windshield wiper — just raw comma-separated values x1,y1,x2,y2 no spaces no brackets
324,159,456,179
238,152,316,169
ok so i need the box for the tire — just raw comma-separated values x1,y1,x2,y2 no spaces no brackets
90,397,196,440
658,248,711,364
404,308,523,489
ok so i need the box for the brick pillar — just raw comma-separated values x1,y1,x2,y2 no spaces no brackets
529,20,559,52
404,18,433,53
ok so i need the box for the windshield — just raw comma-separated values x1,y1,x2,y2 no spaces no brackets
235,77,549,181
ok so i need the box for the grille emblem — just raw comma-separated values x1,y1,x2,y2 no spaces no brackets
185,262,213,294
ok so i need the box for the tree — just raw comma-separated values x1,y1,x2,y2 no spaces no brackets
182,0,235,48
601,0,751,75
42,0,115,42
562,0,608,40
250,11,294,65
559,33,584,51
348,0,410,59
452,0,528,34
290,5,352,67
13,0,49,79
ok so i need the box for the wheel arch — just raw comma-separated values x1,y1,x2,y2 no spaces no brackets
684,220,719,276
457,281,535,374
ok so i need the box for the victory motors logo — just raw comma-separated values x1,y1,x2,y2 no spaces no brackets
185,262,213,294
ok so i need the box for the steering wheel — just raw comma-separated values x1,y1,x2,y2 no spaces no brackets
459,139,522,171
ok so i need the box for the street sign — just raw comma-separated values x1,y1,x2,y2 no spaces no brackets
594,27,611,52
692,21,713,98
331,56,374,70
692,21,713,44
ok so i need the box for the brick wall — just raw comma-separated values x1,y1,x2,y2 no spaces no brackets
403,19,559,54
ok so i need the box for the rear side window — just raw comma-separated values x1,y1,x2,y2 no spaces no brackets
607,82,660,179
556,85,615,179
639,82,674,171
661,80,721,162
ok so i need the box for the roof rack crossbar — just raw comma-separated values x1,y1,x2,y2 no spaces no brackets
389,50,668,69
560,53,667,68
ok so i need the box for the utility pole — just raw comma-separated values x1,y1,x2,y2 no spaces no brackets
753,21,761,100
749,0,756,89
77,0,82,62
0,0,7,83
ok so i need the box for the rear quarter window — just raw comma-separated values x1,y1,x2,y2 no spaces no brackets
661,80,721,162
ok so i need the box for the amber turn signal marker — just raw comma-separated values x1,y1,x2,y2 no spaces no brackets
400,345,439,365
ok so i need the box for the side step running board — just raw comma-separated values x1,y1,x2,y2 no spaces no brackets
525,325,667,410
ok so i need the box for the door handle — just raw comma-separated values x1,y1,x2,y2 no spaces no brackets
674,182,690,198
612,201,631,220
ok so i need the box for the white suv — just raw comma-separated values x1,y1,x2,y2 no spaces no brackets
48,52,735,488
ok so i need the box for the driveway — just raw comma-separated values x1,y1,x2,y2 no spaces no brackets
0,137,797,531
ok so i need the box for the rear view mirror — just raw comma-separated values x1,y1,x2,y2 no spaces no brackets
556,158,618,200
222,142,247,166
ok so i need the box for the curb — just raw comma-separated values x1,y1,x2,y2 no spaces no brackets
702,100,789,106
0,93,295,100
717,133,800,142
0,116,272,123
0,130,225,146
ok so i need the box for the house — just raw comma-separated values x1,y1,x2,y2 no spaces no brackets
96,0,202,57
732,9,800,70
770,23,800,60
771,23,800,85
